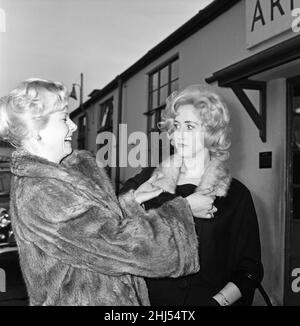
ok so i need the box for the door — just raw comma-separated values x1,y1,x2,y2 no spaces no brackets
285,77,300,305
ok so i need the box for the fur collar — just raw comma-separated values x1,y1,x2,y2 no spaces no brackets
151,154,232,197
10,148,123,216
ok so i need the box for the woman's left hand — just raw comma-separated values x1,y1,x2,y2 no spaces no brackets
134,175,164,204
186,192,217,219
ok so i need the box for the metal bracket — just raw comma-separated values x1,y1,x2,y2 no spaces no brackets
229,79,267,143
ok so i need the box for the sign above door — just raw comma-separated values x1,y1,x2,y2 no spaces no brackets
246,0,300,48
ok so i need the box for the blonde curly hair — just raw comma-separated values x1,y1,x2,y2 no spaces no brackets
0,78,68,148
158,84,231,161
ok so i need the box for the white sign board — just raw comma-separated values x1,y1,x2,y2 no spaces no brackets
246,0,300,48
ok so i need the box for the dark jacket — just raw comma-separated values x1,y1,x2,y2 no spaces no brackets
120,157,264,306
9,149,199,306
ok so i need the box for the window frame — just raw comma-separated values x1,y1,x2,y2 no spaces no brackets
147,55,179,131
145,55,179,165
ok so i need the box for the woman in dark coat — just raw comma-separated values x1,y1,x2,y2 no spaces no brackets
121,85,264,306
0,79,209,306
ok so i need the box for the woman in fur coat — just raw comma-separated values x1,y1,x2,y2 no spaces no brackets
121,85,264,306
0,79,214,306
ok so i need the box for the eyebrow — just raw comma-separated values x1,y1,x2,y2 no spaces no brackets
174,119,199,125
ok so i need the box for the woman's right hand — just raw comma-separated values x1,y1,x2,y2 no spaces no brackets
186,192,217,219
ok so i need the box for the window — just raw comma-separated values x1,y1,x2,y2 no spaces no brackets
97,98,113,177
77,115,86,150
98,98,113,133
146,56,179,163
147,57,179,132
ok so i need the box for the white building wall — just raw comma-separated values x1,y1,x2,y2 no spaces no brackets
120,75,149,183
179,0,298,84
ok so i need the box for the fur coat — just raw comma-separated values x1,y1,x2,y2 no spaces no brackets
150,154,232,198
121,155,264,306
9,149,199,306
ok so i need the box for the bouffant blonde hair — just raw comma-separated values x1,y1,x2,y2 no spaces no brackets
158,84,231,161
0,78,68,148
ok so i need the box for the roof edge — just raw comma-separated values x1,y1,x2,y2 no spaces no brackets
206,35,300,85
71,0,241,118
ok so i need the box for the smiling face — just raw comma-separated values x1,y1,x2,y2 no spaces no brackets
171,104,205,158
36,93,77,163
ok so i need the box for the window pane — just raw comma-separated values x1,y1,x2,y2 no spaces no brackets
100,108,108,128
151,72,159,91
170,80,179,94
78,139,85,150
159,85,168,107
293,117,300,149
151,90,159,110
160,66,168,86
171,60,179,80
150,114,156,131
99,100,113,131
293,97,300,114
79,116,86,134
293,188,300,220
293,85,300,113
106,108,113,130
293,152,300,184
155,109,162,128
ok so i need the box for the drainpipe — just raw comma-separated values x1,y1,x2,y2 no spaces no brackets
115,77,123,194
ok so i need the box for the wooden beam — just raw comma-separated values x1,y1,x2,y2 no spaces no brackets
230,80,267,142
